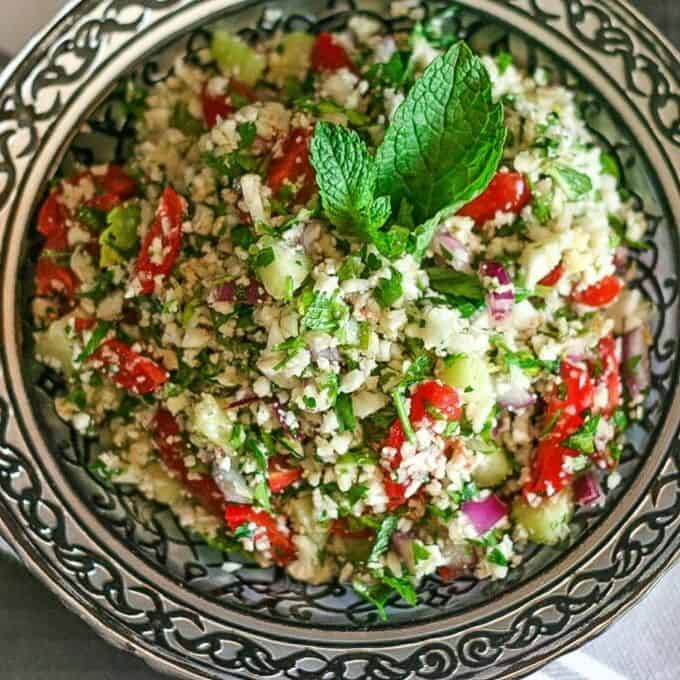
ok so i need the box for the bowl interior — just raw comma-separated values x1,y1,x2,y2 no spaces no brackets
20,1,679,628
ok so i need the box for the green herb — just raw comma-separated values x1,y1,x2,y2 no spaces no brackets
272,336,305,370
170,101,204,136
548,164,593,199
368,515,399,566
310,122,391,238
563,414,601,455
600,151,620,181
66,386,87,410
76,205,107,231
335,393,357,432
496,51,513,74
254,246,275,268
76,321,112,362
608,214,647,250
613,407,628,431
399,355,433,389
532,193,552,224
300,291,348,332
237,121,257,147
380,570,418,605
425,267,485,300
624,354,641,374
234,524,254,539
346,484,370,506
368,51,410,87
231,224,255,249
99,203,141,266
376,42,505,225
487,547,508,567
253,481,271,510
373,268,403,308
338,255,364,282
352,580,390,621
392,390,415,443
412,541,430,564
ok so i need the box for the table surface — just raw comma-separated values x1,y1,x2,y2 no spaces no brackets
0,2,678,680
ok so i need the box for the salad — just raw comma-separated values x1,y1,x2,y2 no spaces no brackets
30,3,652,619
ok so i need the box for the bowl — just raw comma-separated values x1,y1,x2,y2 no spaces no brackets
0,1,678,678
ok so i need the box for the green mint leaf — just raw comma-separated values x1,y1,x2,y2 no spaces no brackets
368,514,399,566
310,122,390,236
400,355,433,389
563,415,601,455
373,267,403,308
376,41,505,225
412,541,430,564
352,580,390,621
548,164,593,199
76,321,112,363
335,393,357,432
301,292,347,332
237,121,257,147
380,570,418,605
426,267,485,300
253,480,271,510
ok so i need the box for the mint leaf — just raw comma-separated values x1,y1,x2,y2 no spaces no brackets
335,393,357,432
426,267,485,300
374,267,403,308
368,515,399,566
376,41,505,225
548,164,592,199
76,321,112,363
310,122,390,236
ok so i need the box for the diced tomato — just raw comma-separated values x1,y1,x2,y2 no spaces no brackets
571,275,622,308
224,503,296,565
410,380,462,424
153,409,226,517
133,186,187,295
37,165,137,249
329,518,375,539
593,334,621,416
35,257,79,298
267,127,316,202
267,456,302,493
90,339,169,395
74,317,96,332
201,80,257,128
38,192,69,250
538,264,564,287
311,32,354,72
457,171,531,226
383,477,407,510
438,565,467,582
524,360,594,497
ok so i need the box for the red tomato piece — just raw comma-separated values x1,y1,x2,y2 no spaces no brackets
74,317,96,332
311,32,354,72
35,257,79,298
457,171,531,226
524,360,594,497
153,409,226,517
90,339,169,395
538,264,564,287
410,380,462,424
593,334,621,416
37,192,69,251
571,275,622,308
133,187,187,295
201,80,258,128
224,504,296,566
96,164,138,202
268,456,302,493
382,418,406,469
383,477,407,510
267,127,316,202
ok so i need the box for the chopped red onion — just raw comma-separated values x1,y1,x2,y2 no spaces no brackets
432,232,465,260
438,545,477,580
622,327,650,398
462,494,508,535
497,387,536,412
213,278,265,305
392,531,416,568
573,471,602,507
613,246,628,273
479,260,514,322
227,395,260,409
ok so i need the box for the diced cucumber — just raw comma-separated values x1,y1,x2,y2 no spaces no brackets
269,32,314,83
99,203,140,267
255,237,311,301
34,315,75,375
189,394,234,449
473,449,513,488
438,353,491,393
511,489,574,546
211,30,266,86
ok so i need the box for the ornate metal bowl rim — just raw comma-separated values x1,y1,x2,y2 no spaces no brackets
0,0,679,678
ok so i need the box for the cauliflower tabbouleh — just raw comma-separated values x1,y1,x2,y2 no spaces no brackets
31,3,652,618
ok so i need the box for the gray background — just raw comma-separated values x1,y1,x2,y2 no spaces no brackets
0,2,678,680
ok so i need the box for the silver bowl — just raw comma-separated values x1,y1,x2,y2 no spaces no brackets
0,1,678,678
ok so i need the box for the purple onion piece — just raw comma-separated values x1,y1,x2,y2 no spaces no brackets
622,327,650,398
432,232,465,259
573,471,603,507
479,261,515,323
462,495,508,535
226,395,260,409
213,281,237,302
213,278,266,305
497,387,536,412
613,245,628,274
